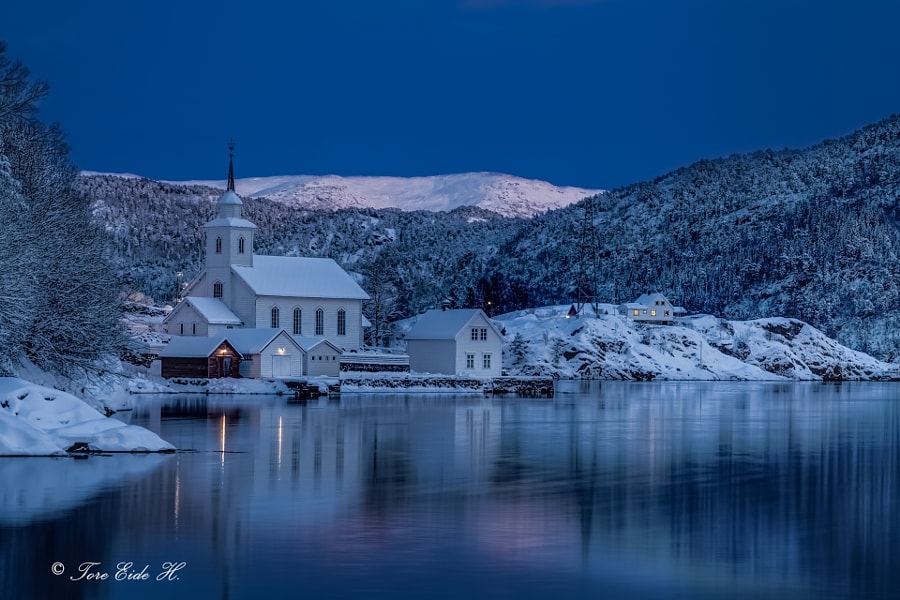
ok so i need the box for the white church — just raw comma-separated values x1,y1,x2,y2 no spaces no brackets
163,153,370,361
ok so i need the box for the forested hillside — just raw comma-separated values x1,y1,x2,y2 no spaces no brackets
495,114,900,359
83,114,900,359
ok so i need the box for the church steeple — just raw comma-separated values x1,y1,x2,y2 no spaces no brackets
227,139,235,192
203,143,257,290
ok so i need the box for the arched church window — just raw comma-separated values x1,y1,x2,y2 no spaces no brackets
337,309,346,336
213,281,223,298
239,236,245,254
215,236,223,254
293,308,302,335
315,308,324,336
271,306,280,329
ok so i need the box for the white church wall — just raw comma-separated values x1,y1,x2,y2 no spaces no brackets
255,296,363,349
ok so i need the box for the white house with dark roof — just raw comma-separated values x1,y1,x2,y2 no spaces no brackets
618,292,685,325
404,308,503,377
163,151,370,354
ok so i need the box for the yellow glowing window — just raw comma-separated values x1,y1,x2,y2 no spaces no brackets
633,309,639,316
651,310,657,317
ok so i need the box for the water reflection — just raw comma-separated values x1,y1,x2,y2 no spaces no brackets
2,383,898,599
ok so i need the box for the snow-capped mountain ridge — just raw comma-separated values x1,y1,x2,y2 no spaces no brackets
150,172,602,218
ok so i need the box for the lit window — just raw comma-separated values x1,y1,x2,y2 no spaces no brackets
315,309,324,336
271,306,280,328
483,354,492,369
293,308,301,335
466,353,475,369
651,310,657,317
215,236,222,253
633,309,639,316
238,236,245,254
337,309,346,336
213,281,223,298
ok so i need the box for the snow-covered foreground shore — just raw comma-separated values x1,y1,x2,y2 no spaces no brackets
496,307,897,381
0,378,174,456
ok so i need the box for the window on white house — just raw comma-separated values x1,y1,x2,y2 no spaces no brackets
337,309,346,336
664,310,670,317
471,327,487,341
192,323,196,335
238,236,245,254
482,354,492,369
651,310,657,317
180,323,184,335
293,308,301,335
213,281,223,298
466,353,475,369
633,309,639,316
315,309,324,336
215,236,222,253
271,306,280,328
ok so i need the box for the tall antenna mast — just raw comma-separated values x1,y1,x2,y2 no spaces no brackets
574,195,601,316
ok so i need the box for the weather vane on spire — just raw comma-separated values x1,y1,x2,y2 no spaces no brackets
227,138,236,192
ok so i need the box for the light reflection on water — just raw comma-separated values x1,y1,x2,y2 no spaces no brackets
1,382,898,600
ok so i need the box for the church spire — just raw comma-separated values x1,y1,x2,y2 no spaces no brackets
227,139,235,192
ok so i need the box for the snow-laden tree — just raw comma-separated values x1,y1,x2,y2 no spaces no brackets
0,42,124,376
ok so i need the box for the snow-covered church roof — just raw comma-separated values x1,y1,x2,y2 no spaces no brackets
232,255,369,300
164,297,242,325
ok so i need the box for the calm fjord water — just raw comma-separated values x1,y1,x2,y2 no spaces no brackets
2,382,898,600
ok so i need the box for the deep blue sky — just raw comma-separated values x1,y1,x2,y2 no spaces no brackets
4,0,900,189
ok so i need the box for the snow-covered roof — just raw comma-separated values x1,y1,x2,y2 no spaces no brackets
204,217,257,229
179,297,242,325
405,309,501,340
224,328,302,355
218,190,243,206
159,336,235,358
293,336,343,353
635,292,672,306
232,256,369,300
619,302,645,310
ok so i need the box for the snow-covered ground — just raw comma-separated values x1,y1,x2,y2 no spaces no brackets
494,306,897,381
0,378,173,456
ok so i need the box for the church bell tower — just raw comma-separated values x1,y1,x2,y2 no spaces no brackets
202,143,256,307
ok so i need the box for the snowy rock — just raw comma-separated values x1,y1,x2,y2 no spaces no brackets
0,378,174,456
496,307,896,381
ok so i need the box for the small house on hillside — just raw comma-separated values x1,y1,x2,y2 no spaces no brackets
160,337,242,379
618,293,685,325
405,308,503,377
